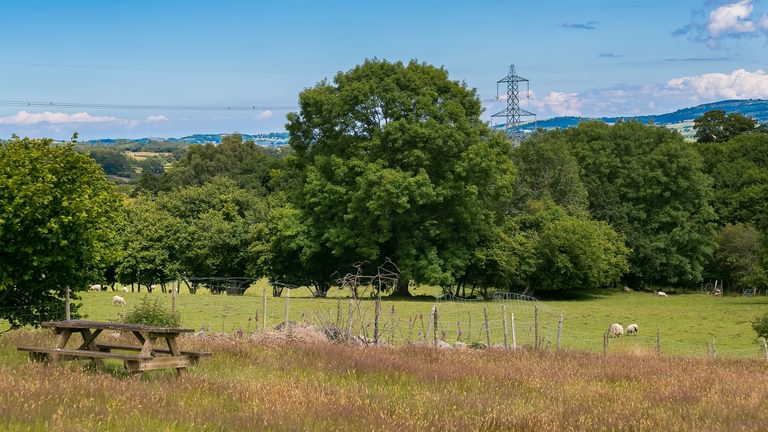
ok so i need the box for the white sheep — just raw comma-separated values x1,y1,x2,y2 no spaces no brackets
121,286,129,293
89,284,102,291
656,291,668,297
112,295,126,306
626,323,638,336
608,323,624,338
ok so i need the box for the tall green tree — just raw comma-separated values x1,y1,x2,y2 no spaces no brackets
283,59,516,295
694,110,757,143
0,137,120,327
699,133,768,232
568,121,716,287
712,223,766,291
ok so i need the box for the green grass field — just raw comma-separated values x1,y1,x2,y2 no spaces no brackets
68,285,768,359
3,288,768,431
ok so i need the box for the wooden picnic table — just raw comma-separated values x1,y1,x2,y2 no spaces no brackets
17,320,211,375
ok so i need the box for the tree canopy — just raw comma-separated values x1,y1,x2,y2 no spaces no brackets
694,110,757,144
278,59,516,295
566,121,716,287
0,137,120,327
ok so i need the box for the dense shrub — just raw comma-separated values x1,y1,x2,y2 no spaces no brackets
121,296,181,327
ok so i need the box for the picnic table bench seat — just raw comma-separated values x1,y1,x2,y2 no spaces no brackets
17,320,208,375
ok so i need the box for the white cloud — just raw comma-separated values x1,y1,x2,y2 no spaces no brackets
145,114,169,122
257,110,274,120
0,111,118,125
520,91,582,116
666,69,768,99
708,0,757,37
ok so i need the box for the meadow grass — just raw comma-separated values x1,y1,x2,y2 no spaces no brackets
69,284,768,359
2,330,768,431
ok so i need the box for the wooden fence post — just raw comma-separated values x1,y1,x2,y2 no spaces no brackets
284,287,290,325
483,306,491,347
711,336,716,359
534,304,540,350
65,286,71,320
762,338,768,362
262,288,268,332
655,328,661,355
556,313,564,352
373,298,381,344
389,305,396,345
502,305,509,349
603,332,608,355
457,321,463,342
347,300,354,334
172,281,177,314
433,305,439,347
510,312,517,350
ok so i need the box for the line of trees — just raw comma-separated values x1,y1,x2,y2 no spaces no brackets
2,59,768,327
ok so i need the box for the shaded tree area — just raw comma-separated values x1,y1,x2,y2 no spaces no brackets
565,121,717,288
116,178,267,291
0,137,121,327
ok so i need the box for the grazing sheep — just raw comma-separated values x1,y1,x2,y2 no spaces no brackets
111,295,126,306
656,291,668,297
89,284,102,291
608,323,624,338
623,286,633,292
626,323,638,335
121,286,129,293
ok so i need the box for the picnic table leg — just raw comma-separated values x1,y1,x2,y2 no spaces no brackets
51,329,73,362
165,336,188,376
79,329,105,369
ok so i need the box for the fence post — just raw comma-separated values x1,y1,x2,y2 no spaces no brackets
534,304,540,350
347,300,354,334
711,336,716,359
483,306,491,347
262,288,268,332
172,281,177,314
510,312,517,350
65,286,71,320
284,287,290,325
556,313,564,352
603,332,608,355
457,321,463,342
762,338,768,362
389,305,396,345
655,328,661,355
502,305,509,349
373,298,381,344
433,305,439,347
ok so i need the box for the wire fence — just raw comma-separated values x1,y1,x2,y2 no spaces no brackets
3,295,768,361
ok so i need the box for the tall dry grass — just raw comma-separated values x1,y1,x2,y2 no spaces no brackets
2,329,768,431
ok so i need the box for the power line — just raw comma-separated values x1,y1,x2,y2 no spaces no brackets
0,60,322,75
0,100,296,111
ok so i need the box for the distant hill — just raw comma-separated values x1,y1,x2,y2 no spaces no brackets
82,99,768,146
87,132,289,147
519,99,768,139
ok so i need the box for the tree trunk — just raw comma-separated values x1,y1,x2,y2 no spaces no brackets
391,278,412,297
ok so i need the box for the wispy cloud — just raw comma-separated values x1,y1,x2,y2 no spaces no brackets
257,110,274,120
145,114,169,122
0,111,117,125
560,21,599,30
598,52,623,58
664,57,730,62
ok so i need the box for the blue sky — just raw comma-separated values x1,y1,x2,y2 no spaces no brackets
1,0,767,139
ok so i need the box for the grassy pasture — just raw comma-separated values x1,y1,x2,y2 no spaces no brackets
3,289,768,430
1,332,768,431
71,285,768,359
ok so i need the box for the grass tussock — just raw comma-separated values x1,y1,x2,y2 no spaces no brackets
2,329,768,431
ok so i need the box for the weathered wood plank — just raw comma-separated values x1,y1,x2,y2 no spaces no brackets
17,346,151,361
96,343,211,357
124,356,190,372
41,320,194,334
